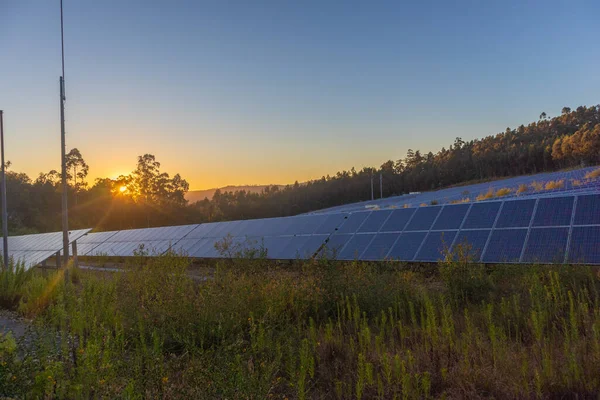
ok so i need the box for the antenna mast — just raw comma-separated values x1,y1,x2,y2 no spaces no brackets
60,0,70,266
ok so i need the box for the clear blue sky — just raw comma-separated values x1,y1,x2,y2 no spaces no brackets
1,0,599,189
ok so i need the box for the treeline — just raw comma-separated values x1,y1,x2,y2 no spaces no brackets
3,105,600,233
194,105,600,220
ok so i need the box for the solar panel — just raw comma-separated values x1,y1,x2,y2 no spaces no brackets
482,229,528,263
567,226,600,264
259,236,294,258
416,231,457,261
320,234,353,259
462,202,501,229
357,210,393,233
338,234,376,260
452,230,491,261
532,197,574,227
522,228,569,263
275,235,328,259
388,232,427,261
405,207,442,231
361,233,399,260
314,213,347,234
337,212,371,234
82,225,197,257
380,208,416,232
495,199,536,228
573,194,600,225
432,204,470,230
2,229,92,268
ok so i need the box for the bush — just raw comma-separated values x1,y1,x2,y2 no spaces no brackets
530,181,544,191
516,184,528,194
495,187,512,197
440,245,494,307
545,179,564,190
0,261,34,310
584,168,600,180
476,188,494,201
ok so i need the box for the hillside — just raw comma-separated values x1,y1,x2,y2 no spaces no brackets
185,185,281,203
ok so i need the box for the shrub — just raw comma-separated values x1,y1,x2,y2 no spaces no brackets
494,187,512,197
544,179,564,190
0,261,34,310
476,188,494,201
516,184,528,194
430,200,438,205
451,197,470,204
584,168,600,180
440,249,493,307
530,181,544,191
17,270,64,317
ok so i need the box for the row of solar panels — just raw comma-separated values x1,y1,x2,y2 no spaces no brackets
71,193,600,265
311,166,600,214
8,192,600,268
1,229,91,268
76,213,349,260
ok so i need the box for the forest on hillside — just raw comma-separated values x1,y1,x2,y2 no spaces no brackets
3,105,600,234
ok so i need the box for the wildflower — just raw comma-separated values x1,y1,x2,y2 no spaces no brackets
12,375,17,381
99,379,106,385
162,376,169,384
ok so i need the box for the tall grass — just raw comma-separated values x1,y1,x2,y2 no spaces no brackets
1,254,600,398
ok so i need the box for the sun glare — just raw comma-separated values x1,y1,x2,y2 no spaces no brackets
119,185,127,193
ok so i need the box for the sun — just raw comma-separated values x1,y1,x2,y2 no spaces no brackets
119,185,127,193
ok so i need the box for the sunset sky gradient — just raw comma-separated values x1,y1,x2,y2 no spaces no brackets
1,0,599,189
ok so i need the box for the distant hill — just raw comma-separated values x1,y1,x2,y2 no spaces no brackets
186,185,282,203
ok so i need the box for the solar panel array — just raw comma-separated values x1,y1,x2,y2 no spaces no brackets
1,229,91,269
320,193,600,265
8,166,598,267
309,166,600,214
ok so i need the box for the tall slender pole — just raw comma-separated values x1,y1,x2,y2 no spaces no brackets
380,173,383,199
0,111,8,269
60,0,69,267
370,172,374,201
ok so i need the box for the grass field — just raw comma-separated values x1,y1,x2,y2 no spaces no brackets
1,251,600,399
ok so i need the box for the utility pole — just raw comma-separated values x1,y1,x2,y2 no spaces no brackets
370,172,374,201
59,0,70,267
380,173,383,199
0,111,8,269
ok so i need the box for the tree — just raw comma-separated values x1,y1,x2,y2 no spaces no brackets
65,148,89,202
130,154,189,207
